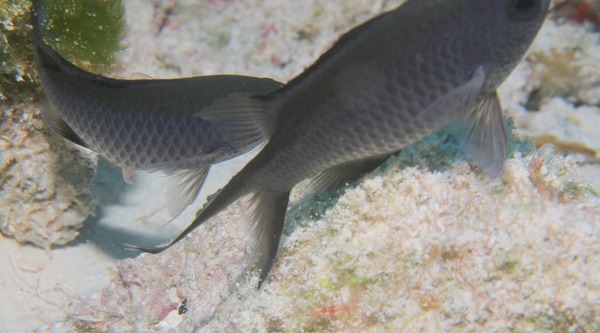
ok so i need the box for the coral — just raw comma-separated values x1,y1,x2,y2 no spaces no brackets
0,103,98,249
512,97,600,163
553,0,600,27
118,0,405,80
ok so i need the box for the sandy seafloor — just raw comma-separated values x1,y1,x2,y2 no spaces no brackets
1,0,599,332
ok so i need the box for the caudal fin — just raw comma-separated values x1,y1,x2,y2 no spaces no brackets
131,92,286,288
131,175,291,289
241,190,290,288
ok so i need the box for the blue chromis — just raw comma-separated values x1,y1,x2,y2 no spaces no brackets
135,0,550,288
31,3,283,218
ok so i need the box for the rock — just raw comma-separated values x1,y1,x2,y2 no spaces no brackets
0,103,98,249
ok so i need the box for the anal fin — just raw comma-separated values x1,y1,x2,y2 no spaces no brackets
151,144,234,220
302,156,388,195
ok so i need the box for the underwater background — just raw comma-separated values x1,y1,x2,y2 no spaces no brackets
0,0,599,331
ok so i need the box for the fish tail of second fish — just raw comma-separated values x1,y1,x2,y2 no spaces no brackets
241,189,290,289
133,168,288,289
133,94,285,288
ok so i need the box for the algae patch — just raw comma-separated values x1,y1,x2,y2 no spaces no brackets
0,0,126,102
39,0,126,73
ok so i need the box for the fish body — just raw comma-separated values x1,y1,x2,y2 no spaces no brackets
34,61,282,173
31,3,282,217
137,0,550,287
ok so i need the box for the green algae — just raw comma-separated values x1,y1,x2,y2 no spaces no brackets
561,180,599,199
39,0,126,72
0,0,125,102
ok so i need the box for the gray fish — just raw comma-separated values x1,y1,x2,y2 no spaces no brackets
31,4,283,218
136,0,549,288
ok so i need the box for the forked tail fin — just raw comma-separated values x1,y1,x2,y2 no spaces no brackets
131,85,286,288
132,167,292,289
241,190,290,288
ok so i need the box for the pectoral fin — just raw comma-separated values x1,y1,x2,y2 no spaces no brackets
166,167,209,219
448,92,508,177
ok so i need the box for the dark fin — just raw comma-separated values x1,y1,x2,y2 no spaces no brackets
302,157,388,195
198,94,274,152
449,92,508,177
241,190,290,289
166,167,209,219
39,103,90,148
146,143,236,219
421,66,485,121
129,168,290,289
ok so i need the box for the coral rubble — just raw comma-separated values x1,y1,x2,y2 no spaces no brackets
57,138,600,332
0,103,98,248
